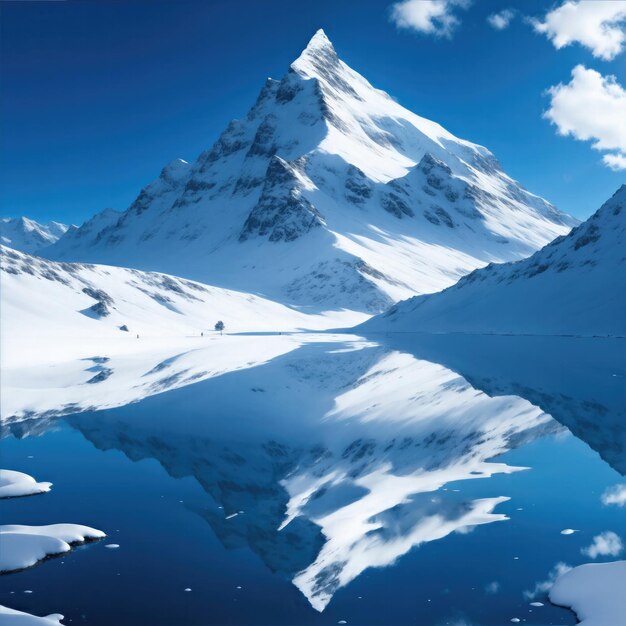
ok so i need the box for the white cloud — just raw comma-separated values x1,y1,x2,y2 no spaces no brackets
532,1,626,61
582,531,624,559
603,153,626,171
484,581,500,594
390,0,471,38
488,9,515,30
545,65,626,170
524,562,572,599
602,484,626,506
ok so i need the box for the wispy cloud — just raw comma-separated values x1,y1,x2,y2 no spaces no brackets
390,0,471,38
524,562,572,599
581,531,624,558
531,0,626,61
487,9,515,30
545,65,626,170
484,581,500,594
601,484,626,507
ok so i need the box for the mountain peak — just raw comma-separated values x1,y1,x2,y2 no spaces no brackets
291,29,340,78
303,29,333,54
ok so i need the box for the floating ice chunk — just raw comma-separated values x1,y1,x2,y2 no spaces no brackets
511,619,520,623
0,605,64,625
225,513,238,520
530,601,544,607
561,528,578,535
338,621,347,624
104,544,120,549
0,470,51,499
0,523,105,572
184,588,192,592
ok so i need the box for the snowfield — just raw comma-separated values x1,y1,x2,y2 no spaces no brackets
44,30,575,314
0,524,105,573
550,560,626,626
0,470,51,499
359,185,626,337
0,245,366,370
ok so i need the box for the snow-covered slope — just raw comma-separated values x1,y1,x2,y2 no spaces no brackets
50,207,121,253
0,245,366,371
359,185,626,337
45,30,576,314
1,217,69,254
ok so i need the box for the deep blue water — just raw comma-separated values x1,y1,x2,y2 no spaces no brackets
1,335,624,626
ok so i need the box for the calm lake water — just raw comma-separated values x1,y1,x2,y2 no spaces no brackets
1,334,624,626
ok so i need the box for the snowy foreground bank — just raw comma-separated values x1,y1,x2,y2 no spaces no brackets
0,524,105,573
550,560,626,626
0,470,51,499
0,605,64,626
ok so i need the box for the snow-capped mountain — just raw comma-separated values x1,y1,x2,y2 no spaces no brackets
50,207,122,252
359,185,626,336
45,30,576,314
0,217,69,254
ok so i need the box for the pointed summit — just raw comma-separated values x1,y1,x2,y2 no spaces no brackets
303,28,333,53
291,28,341,78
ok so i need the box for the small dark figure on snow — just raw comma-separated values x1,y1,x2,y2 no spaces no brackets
214,321,225,335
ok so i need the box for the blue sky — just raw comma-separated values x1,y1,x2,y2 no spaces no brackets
2,0,625,224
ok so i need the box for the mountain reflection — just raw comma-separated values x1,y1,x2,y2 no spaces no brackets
3,334,623,611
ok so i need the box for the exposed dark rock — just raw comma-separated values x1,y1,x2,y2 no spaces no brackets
239,157,324,242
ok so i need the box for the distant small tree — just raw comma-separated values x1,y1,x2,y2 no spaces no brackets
214,320,225,335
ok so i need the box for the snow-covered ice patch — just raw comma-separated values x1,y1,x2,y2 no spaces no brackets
560,528,578,535
0,524,105,573
550,560,626,626
0,470,52,499
0,605,64,625
104,543,120,549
